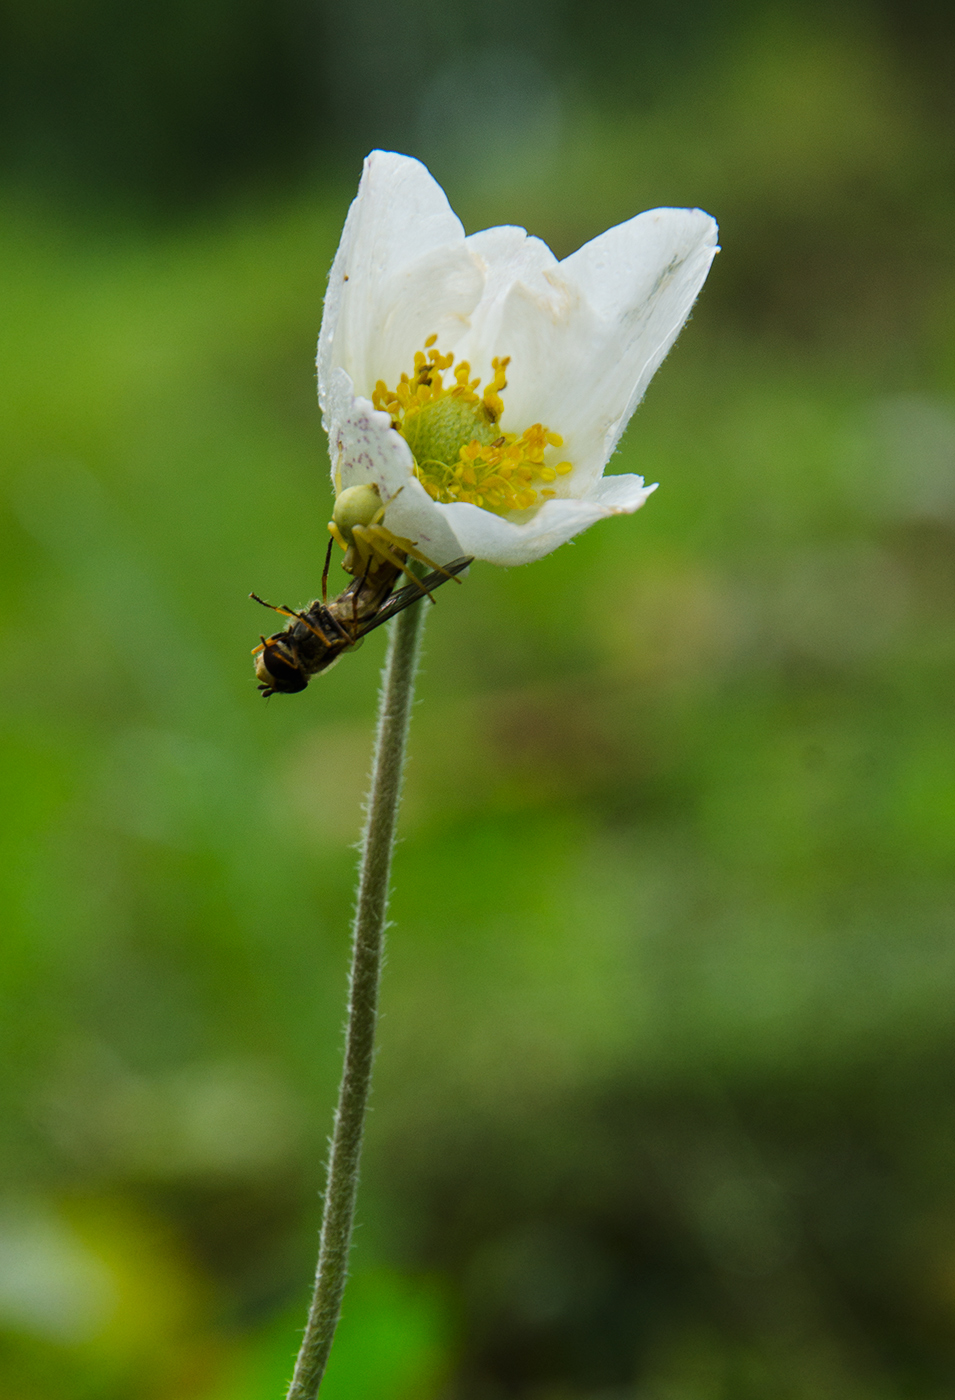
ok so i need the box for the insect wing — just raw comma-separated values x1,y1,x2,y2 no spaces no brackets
353,557,473,639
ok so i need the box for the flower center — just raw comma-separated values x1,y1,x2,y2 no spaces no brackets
372,336,573,515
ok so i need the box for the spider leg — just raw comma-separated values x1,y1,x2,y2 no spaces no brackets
351,525,435,599
366,525,461,584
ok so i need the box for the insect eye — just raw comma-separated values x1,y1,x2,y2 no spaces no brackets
256,644,308,694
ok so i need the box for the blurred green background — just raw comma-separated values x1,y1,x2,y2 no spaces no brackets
2,1,955,1396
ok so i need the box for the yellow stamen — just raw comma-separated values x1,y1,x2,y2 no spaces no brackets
372,340,574,516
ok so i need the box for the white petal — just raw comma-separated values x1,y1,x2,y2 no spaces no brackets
325,367,412,497
361,245,485,393
484,208,717,494
587,474,659,510
456,226,559,368
435,473,655,567
560,207,718,458
481,273,610,490
318,151,482,408
382,476,465,567
324,368,465,566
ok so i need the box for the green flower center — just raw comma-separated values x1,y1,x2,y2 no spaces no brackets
401,393,499,473
372,339,573,515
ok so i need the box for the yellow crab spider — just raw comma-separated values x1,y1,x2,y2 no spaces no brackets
327,482,457,591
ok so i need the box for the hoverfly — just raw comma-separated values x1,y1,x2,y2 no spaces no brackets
252,480,471,696
251,553,472,696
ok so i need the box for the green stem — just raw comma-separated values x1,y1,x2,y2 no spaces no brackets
286,592,428,1400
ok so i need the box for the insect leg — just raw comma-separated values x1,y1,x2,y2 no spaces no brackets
321,536,334,602
252,591,345,648
322,608,356,645
250,592,324,626
250,591,297,615
352,547,377,622
289,611,338,647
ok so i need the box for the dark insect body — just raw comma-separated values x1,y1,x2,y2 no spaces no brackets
251,556,472,697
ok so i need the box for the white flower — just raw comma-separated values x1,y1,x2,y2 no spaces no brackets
318,151,718,569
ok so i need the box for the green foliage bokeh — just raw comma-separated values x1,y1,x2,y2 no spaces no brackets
2,3,955,1396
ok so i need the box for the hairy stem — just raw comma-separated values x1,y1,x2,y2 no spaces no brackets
286,593,427,1400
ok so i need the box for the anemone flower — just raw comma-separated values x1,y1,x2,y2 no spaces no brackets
318,150,718,569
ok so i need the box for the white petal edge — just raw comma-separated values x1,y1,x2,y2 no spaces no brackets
318,152,472,416
436,474,656,567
